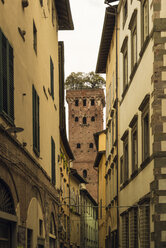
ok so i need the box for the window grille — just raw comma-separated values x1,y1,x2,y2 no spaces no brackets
122,213,129,248
139,204,150,248
129,208,138,248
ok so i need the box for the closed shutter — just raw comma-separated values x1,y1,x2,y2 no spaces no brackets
0,30,14,122
32,86,40,155
50,57,54,99
51,137,55,185
8,44,14,119
2,32,7,114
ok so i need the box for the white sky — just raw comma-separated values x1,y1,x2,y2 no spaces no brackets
58,0,106,79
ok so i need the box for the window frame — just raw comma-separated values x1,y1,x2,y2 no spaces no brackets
131,16,137,70
142,106,150,161
0,30,14,123
141,0,149,45
131,121,138,173
123,0,128,28
50,57,54,100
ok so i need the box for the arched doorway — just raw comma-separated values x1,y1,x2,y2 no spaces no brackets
0,179,17,247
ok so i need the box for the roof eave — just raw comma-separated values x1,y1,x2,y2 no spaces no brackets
55,0,74,30
96,6,116,73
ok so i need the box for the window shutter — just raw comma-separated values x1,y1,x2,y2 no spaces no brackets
8,43,14,120
50,57,54,99
51,137,56,185
32,85,40,155
0,30,2,112
2,33,7,114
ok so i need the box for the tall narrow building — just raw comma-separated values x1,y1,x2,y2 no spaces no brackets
66,88,105,200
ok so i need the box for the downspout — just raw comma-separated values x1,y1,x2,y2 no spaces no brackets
115,9,119,248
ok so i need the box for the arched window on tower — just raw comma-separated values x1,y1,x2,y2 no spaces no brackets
83,99,86,106
75,117,79,122
75,99,79,106
83,117,87,125
83,169,87,178
77,143,81,148
91,116,95,122
91,99,95,106
89,143,93,148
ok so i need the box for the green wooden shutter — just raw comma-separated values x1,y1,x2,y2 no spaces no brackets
2,32,7,114
50,57,54,99
8,43,14,120
51,137,56,185
32,85,40,155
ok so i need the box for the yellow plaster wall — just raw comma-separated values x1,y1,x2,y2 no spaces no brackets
0,0,60,187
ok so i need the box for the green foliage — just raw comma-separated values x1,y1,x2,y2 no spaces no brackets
65,71,106,90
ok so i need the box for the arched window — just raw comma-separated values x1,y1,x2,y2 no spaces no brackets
0,179,15,215
83,117,87,125
49,214,57,247
91,116,95,122
91,99,95,106
83,99,86,106
75,99,79,106
89,143,93,148
77,143,81,148
83,170,87,178
75,117,79,122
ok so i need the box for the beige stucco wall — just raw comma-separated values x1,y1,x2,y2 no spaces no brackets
0,0,60,187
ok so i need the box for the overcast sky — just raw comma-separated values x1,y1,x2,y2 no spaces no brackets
58,0,106,79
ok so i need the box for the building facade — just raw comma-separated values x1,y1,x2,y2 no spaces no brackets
94,130,106,248
66,88,105,201
96,3,119,247
96,0,166,247
0,0,73,247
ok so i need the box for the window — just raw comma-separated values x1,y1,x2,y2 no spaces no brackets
142,0,149,44
120,156,124,184
83,169,87,178
91,99,95,106
121,37,128,92
112,117,115,145
83,99,86,106
32,85,40,155
75,99,79,106
140,203,150,248
142,111,149,160
52,1,56,26
33,21,37,54
0,30,14,122
50,57,54,99
91,116,95,122
49,214,56,247
122,213,129,248
39,0,43,6
51,137,56,185
123,0,128,27
77,143,81,148
83,117,87,125
131,17,137,70
27,229,33,248
75,116,78,122
129,208,138,248
39,219,43,236
89,143,93,148
121,131,129,182
129,116,138,173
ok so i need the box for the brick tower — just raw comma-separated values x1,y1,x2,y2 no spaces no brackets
66,88,105,200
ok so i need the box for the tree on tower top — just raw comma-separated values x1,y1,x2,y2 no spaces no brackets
65,71,106,90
